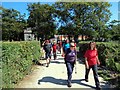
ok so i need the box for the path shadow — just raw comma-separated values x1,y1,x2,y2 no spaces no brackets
50,60,65,64
38,76,66,85
73,79,96,89
56,54,62,56
38,76,96,88
57,57,64,60
100,81,111,89
32,59,45,66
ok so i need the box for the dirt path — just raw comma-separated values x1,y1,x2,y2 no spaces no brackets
16,53,110,89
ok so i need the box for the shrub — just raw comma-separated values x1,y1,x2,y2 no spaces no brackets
2,41,41,88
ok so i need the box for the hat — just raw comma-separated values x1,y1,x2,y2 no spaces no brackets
70,43,75,47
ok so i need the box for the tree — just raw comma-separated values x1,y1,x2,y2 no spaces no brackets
27,2,111,41
2,7,27,41
53,2,111,41
53,2,81,41
108,20,120,41
27,2,56,41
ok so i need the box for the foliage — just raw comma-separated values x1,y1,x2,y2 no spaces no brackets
2,7,27,41
53,2,111,40
2,41,41,88
27,2,56,40
27,2,114,41
2,2,119,42
108,20,120,41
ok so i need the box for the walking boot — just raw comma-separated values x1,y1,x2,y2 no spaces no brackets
85,79,88,82
96,86,101,90
67,82,72,87
46,63,49,67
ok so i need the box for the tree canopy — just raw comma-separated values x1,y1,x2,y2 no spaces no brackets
2,7,27,41
52,2,112,41
2,2,119,41
27,2,56,40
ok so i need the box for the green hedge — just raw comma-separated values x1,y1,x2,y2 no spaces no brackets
2,41,41,88
78,42,120,72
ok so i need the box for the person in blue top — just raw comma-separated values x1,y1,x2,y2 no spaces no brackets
63,39,70,54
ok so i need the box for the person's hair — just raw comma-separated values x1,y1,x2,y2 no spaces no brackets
65,39,69,43
88,42,96,50
45,40,49,43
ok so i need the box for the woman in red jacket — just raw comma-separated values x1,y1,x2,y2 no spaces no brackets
84,42,101,89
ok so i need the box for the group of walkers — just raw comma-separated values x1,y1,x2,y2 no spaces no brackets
42,39,63,67
42,39,101,90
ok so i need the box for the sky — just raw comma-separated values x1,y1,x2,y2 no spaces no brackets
1,1,119,22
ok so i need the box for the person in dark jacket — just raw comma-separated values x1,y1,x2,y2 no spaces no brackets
43,40,52,67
